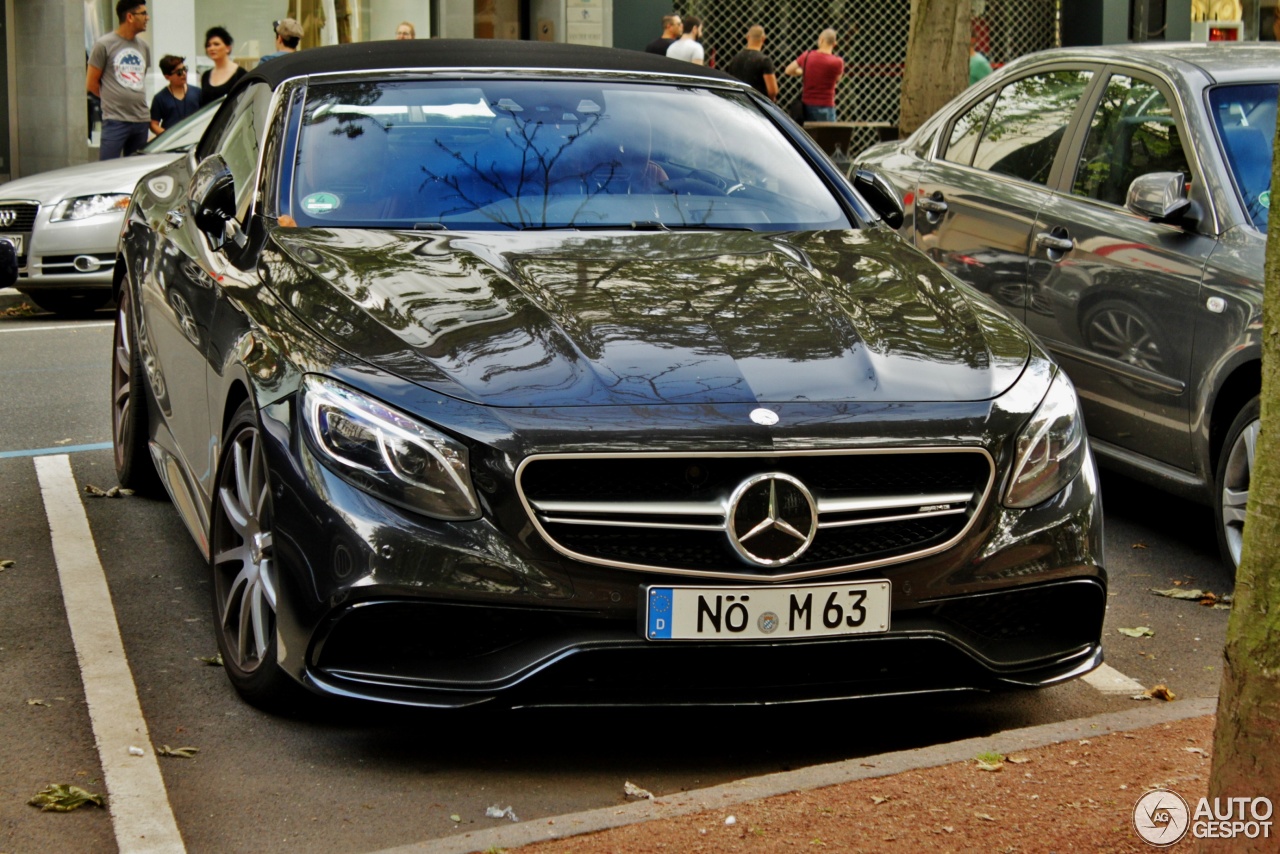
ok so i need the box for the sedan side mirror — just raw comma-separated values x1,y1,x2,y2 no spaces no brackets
852,168,905,230
190,155,239,251
1126,172,1192,222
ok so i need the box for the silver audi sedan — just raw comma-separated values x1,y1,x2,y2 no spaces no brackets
0,98,220,315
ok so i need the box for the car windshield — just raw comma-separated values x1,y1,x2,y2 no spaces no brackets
1209,83,1276,233
286,79,851,231
141,97,223,155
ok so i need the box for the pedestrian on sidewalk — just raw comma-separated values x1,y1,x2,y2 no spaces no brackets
724,25,778,102
86,1,151,160
645,14,682,56
149,55,201,137
199,27,247,106
785,28,844,122
259,18,303,63
666,16,705,65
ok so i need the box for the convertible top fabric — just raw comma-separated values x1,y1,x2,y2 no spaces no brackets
242,38,738,90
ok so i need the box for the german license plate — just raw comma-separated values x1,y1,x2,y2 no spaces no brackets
0,235,22,256
644,580,891,641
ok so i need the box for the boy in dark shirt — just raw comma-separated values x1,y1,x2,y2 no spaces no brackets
149,54,201,136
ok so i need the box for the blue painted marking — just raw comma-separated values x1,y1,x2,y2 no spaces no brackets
647,587,673,639
0,442,112,459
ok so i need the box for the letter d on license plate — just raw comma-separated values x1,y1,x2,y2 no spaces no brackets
644,580,890,641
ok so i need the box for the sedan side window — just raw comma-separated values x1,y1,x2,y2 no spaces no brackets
1072,74,1191,206
970,70,1093,185
942,92,996,166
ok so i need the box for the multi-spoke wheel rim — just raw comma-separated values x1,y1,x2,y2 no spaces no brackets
111,291,133,467
212,423,278,673
1085,308,1164,373
1221,417,1259,568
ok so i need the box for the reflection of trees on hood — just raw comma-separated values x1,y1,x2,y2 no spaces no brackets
267,229,1009,401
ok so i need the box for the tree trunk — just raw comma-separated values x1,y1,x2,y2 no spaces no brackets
1206,102,1280,850
898,0,971,138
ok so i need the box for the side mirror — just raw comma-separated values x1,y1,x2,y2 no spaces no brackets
190,155,238,250
1127,172,1191,222
852,168,905,230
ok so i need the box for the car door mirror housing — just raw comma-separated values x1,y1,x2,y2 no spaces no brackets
1126,171,1192,222
190,156,238,250
852,168,905,230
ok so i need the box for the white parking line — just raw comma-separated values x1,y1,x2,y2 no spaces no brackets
0,321,113,333
1082,662,1146,695
35,455,186,854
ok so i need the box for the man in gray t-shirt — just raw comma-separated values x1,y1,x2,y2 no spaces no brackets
87,1,151,160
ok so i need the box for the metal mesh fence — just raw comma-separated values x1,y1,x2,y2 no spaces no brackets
680,0,1060,159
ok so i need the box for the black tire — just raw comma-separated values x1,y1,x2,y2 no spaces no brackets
110,287,162,494
26,290,111,317
1215,396,1260,573
1082,299,1167,375
210,400,301,711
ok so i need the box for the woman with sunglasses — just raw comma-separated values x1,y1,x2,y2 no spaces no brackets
149,54,200,136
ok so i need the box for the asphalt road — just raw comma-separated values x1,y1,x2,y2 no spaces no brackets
0,300,1233,854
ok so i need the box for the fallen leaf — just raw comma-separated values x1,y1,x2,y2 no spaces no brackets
1,302,35,318
624,781,655,801
1132,542,1148,549
26,699,49,707
156,745,199,759
976,760,1004,772
1006,756,1032,765
942,826,954,833
1184,747,1209,757
449,814,462,823
0,559,15,570
84,484,134,498
1146,684,1176,701
871,795,890,805
28,784,104,812
975,812,997,821
195,654,223,667
1152,587,1205,600
1117,626,1154,638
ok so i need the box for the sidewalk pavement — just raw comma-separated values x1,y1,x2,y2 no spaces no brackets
381,696,1216,853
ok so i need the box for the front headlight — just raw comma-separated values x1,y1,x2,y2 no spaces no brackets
1005,370,1085,508
50,193,132,222
302,375,480,520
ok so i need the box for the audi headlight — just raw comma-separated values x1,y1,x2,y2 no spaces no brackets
302,375,479,520
50,193,131,222
1005,370,1085,508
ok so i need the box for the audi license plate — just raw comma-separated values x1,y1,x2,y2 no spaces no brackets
644,580,890,641
0,235,22,256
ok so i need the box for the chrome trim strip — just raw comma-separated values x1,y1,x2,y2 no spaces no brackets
539,516,725,532
817,507,967,529
515,447,996,583
532,498,725,516
1047,340,1185,394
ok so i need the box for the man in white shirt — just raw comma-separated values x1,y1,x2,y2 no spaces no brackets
666,16,704,65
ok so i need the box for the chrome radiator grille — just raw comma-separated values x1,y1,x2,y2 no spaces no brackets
517,449,994,581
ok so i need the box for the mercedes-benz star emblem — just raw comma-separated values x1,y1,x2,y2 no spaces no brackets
727,473,817,566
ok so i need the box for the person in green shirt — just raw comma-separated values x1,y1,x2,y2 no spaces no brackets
969,38,993,86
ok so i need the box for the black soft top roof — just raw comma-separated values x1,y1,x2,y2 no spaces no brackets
242,38,739,89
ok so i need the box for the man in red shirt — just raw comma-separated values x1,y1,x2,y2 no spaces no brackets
785,28,843,122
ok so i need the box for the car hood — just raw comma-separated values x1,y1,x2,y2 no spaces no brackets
267,228,1031,408
0,154,178,203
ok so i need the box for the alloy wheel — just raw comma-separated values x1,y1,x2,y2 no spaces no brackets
1220,416,1259,568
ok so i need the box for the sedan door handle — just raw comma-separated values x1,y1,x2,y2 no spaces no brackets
1035,232,1074,253
165,209,185,229
917,196,948,214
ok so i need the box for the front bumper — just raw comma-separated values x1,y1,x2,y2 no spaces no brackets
1,210,121,291
258,398,1107,709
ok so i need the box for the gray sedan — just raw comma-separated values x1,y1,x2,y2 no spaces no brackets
0,98,220,315
855,43,1275,569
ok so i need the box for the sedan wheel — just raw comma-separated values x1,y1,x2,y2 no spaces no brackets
110,287,160,493
211,400,297,709
1216,397,1260,572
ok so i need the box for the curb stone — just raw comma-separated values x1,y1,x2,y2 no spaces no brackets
375,696,1216,854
